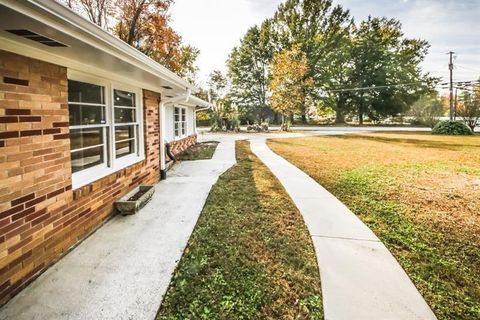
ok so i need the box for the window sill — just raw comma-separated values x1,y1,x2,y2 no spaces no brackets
174,135,188,141
72,154,145,190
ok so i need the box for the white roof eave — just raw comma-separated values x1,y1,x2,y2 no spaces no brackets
1,0,198,93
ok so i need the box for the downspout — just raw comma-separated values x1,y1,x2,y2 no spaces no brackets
158,89,191,180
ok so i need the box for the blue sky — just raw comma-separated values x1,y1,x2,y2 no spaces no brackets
171,0,480,87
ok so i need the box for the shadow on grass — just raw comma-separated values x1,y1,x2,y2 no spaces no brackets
156,140,322,319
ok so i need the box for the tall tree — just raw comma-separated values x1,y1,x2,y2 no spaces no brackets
272,0,352,122
59,0,114,28
408,93,444,127
458,84,480,131
207,70,228,102
58,0,199,80
114,0,199,80
270,44,313,130
348,17,432,124
227,20,275,123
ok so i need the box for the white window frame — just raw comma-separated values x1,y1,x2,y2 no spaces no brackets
174,106,187,139
68,70,145,189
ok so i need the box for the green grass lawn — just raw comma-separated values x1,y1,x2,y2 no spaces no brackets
268,132,480,320
176,141,219,161
157,140,323,319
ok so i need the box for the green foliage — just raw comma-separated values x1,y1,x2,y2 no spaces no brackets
246,122,269,133
226,0,434,124
272,0,353,122
432,121,473,135
458,84,480,131
347,17,433,124
210,103,240,132
176,142,219,161
409,93,445,127
270,44,313,130
227,21,275,123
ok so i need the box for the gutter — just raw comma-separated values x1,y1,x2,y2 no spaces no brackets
2,0,198,92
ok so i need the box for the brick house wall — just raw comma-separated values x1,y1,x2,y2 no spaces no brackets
0,50,161,304
169,134,197,156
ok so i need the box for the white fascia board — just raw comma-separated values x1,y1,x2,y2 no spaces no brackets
1,0,198,93
0,36,164,94
180,95,213,109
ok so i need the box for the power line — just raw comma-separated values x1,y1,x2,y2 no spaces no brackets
326,82,426,93
456,64,480,72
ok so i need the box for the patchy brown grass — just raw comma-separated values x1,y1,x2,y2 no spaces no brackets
268,132,480,320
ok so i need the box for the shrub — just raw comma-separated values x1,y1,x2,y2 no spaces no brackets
246,122,269,133
432,120,473,135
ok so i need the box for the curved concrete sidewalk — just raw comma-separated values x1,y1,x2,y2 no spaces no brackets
0,139,236,320
250,139,437,320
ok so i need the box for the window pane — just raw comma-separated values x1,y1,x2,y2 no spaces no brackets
70,128,103,150
174,122,179,137
71,146,104,173
69,104,106,126
115,125,134,142
68,80,104,104
174,107,179,115
181,109,186,121
114,89,135,107
116,140,134,158
114,108,135,123
182,122,186,135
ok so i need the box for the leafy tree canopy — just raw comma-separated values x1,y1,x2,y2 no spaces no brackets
270,44,313,130
58,0,199,81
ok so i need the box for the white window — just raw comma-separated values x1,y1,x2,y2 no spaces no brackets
68,74,144,189
113,89,139,159
174,106,187,138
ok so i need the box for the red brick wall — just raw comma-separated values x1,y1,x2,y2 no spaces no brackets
170,134,197,156
0,50,161,304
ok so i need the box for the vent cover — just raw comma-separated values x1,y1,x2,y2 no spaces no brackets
6,29,67,47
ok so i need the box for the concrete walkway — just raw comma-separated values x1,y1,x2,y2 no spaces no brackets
250,138,437,320
0,139,236,320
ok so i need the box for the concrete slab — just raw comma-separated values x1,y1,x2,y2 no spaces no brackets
292,197,377,241
249,138,437,320
0,138,236,320
314,237,436,320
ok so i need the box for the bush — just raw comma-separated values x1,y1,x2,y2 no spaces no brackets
246,122,269,133
432,120,473,135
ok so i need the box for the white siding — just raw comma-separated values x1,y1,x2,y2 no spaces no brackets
164,104,174,142
165,104,195,142
186,107,195,136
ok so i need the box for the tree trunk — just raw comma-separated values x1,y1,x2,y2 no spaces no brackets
281,113,287,131
335,93,347,124
335,111,345,124
301,113,307,124
358,111,364,125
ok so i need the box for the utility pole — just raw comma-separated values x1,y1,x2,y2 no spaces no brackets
454,87,458,120
448,51,455,120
